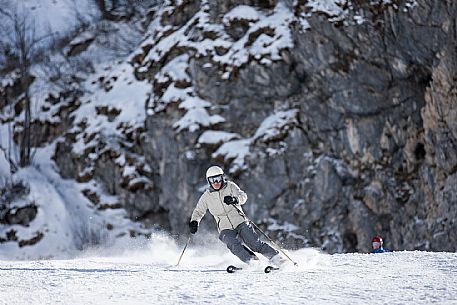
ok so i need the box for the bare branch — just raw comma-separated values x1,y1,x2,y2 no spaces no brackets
0,7,10,17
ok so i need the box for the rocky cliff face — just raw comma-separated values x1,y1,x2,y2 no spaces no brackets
2,0,456,254
131,0,456,253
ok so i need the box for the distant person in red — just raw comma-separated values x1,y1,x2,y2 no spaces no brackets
371,235,388,253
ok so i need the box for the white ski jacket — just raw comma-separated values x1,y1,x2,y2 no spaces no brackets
191,181,248,232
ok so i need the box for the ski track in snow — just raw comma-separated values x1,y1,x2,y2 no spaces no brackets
0,248,456,305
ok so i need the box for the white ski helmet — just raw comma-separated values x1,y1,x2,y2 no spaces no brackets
206,166,224,180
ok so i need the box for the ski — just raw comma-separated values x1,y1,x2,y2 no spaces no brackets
227,264,280,273
226,265,242,273
264,265,280,273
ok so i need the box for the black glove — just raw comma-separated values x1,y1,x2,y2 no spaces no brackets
189,220,198,234
223,196,238,205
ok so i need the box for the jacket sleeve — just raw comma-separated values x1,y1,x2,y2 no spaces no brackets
230,182,248,205
191,194,208,223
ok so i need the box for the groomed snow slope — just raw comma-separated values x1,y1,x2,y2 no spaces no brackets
0,238,456,305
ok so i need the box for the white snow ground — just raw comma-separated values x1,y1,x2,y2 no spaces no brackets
0,237,456,305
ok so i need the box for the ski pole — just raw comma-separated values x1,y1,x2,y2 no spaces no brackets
176,236,191,266
232,204,298,266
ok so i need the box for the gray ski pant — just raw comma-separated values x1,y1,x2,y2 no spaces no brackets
219,222,278,263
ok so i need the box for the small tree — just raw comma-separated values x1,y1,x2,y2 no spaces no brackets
0,5,50,167
13,10,36,167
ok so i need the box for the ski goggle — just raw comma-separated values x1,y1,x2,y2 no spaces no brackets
208,175,223,184
372,242,381,248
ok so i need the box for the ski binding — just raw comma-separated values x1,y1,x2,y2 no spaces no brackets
226,265,243,273
264,265,280,273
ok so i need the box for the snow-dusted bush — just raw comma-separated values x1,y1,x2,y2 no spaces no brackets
0,178,30,206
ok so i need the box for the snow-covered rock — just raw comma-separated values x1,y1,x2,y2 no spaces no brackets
1,0,456,259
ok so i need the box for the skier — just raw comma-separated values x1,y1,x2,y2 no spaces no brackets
371,235,387,253
189,165,282,264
